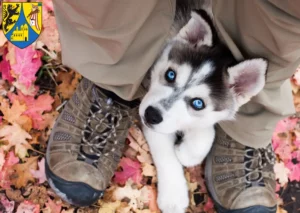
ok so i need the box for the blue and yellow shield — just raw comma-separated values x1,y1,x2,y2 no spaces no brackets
2,2,42,49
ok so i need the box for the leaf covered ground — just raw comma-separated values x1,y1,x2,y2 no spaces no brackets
0,1,300,213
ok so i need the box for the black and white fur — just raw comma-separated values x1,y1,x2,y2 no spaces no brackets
139,2,267,213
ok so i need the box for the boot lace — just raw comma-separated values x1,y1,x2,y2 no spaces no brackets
78,97,131,164
244,144,275,186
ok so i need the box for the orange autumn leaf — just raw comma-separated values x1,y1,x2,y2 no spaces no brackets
36,111,59,131
9,156,38,188
0,97,32,131
8,91,55,130
56,70,81,99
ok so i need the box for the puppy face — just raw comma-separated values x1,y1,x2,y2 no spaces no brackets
139,10,267,134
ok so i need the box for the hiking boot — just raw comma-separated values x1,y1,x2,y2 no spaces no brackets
205,125,277,212
45,78,139,206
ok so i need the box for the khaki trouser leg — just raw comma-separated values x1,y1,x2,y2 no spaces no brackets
213,0,300,148
52,0,175,101
53,0,300,148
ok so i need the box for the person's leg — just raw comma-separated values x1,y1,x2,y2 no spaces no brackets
213,0,300,148
206,0,300,212
53,0,175,101
46,0,175,206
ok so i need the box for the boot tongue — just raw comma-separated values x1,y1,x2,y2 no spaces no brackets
95,86,140,109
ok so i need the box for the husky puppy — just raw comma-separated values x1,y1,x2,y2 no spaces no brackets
139,2,267,213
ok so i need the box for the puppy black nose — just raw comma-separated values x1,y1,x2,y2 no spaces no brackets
144,106,163,125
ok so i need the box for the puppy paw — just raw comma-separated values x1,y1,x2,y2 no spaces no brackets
175,143,202,167
157,179,189,213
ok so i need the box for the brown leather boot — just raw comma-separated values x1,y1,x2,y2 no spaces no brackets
46,78,139,206
205,125,277,211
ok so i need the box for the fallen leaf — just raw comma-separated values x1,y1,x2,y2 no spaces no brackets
23,185,48,207
8,91,55,130
0,48,14,82
35,111,59,131
0,152,19,188
20,92,54,114
0,97,32,131
55,70,81,99
6,42,16,66
134,210,153,213
277,206,288,213
0,30,7,46
5,188,25,203
0,150,5,171
114,157,142,185
274,162,291,186
146,186,159,212
128,126,153,164
16,200,40,213
45,198,62,213
12,81,38,96
186,166,207,193
9,156,38,188
43,0,54,11
273,137,292,163
0,194,15,213
203,197,214,212
113,180,149,210
0,123,32,158
116,203,131,213
11,45,42,88
129,126,149,151
0,79,9,96
98,200,122,213
185,171,198,193
142,163,156,177
38,14,60,52
286,160,300,182
274,118,298,135
61,209,75,213
4,151,19,166
30,158,46,184
52,94,62,109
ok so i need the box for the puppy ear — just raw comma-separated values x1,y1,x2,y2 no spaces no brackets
176,10,213,47
228,58,267,106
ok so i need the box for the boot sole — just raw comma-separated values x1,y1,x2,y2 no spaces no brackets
45,160,104,206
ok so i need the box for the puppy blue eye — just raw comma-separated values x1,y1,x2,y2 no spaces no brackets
165,69,176,83
191,98,205,110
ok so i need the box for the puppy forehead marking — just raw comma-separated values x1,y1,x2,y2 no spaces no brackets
190,61,213,85
160,61,214,110
175,63,192,87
